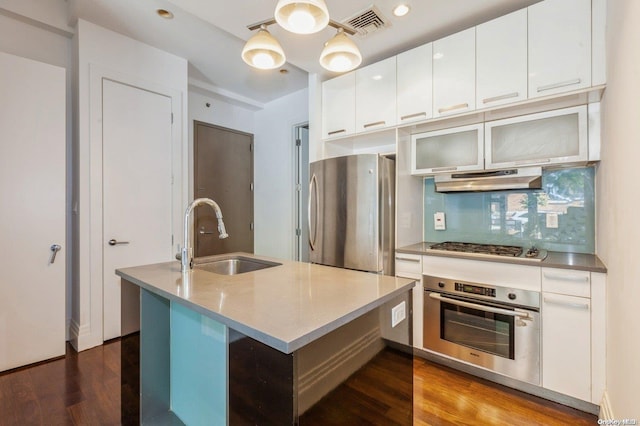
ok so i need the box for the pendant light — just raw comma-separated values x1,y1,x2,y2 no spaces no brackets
319,28,362,73
241,24,286,70
274,0,330,34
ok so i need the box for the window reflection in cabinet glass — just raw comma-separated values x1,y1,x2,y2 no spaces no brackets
491,113,580,163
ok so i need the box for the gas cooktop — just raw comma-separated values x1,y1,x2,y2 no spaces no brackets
427,241,547,261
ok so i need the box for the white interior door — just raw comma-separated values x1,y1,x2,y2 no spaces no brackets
102,79,173,341
0,52,66,371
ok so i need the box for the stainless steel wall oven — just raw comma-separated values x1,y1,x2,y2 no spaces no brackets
423,275,541,385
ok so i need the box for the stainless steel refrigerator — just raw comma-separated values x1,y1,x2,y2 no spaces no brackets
308,154,395,275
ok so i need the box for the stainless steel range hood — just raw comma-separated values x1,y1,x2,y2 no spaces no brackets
434,167,543,193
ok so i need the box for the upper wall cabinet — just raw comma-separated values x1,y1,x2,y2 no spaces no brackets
433,28,475,118
528,0,591,98
355,57,397,133
485,105,588,169
411,124,484,175
397,43,433,125
322,72,355,140
476,9,528,109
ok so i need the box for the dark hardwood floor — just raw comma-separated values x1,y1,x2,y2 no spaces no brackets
0,339,597,425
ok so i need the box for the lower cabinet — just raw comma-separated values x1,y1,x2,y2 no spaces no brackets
542,292,591,401
395,253,423,349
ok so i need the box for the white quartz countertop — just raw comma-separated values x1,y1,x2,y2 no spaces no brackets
116,253,415,354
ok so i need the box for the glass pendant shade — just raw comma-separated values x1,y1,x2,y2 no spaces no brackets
274,0,329,34
241,26,286,70
319,28,362,73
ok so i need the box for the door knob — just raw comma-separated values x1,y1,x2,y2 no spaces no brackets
108,239,130,246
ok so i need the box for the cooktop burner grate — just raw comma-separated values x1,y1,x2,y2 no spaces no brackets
429,241,524,257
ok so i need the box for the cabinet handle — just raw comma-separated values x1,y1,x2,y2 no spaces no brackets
544,296,590,310
363,120,386,129
327,129,346,136
438,103,469,114
400,112,427,121
396,256,420,263
543,272,589,282
537,78,581,93
431,166,458,172
482,92,519,104
515,158,551,166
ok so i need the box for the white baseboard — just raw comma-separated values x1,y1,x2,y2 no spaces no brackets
68,319,101,352
599,390,614,420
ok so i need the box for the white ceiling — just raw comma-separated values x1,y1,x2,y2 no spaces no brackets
69,0,540,106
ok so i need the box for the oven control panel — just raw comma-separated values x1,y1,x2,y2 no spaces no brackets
455,282,496,297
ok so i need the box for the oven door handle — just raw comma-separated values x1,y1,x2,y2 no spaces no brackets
428,292,532,319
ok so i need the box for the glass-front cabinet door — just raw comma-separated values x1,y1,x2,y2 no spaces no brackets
485,105,588,170
411,123,484,175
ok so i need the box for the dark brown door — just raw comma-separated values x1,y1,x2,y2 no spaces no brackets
194,121,254,256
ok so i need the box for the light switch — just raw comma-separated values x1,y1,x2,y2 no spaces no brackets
434,212,446,230
546,212,559,229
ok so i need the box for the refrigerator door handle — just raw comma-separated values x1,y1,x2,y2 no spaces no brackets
308,174,319,251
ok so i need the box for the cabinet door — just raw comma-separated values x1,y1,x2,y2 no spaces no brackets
355,57,397,132
322,72,355,139
542,293,591,401
397,44,432,124
411,124,484,175
528,0,591,98
476,9,528,109
485,105,588,169
433,28,475,118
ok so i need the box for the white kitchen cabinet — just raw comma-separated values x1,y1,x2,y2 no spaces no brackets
411,124,484,175
397,44,432,124
528,0,591,98
322,72,355,139
355,57,397,133
542,267,593,402
395,253,423,349
542,292,591,402
476,9,528,109
542,268,590,297
485,105,588,169
433,28,475,118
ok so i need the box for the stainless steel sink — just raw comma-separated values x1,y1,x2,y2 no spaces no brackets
193,255,281,275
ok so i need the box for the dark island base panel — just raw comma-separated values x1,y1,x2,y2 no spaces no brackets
121,331,414,425
121,332,140,426
228,329,296,424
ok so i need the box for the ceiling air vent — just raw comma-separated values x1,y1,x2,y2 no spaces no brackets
344,5,390,37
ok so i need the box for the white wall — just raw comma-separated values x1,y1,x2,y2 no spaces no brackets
72,19,188,351
254,88,309,259
597,0,640,418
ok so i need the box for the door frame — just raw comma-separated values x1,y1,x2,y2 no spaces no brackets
71,64,186,350
292,122,309,261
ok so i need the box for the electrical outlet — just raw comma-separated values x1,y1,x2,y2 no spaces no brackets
546,212,559,229
434,212,446,230
391,301,406,328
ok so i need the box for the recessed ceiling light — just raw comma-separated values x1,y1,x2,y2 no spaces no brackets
280,69,289,74
157,9,174,19
393,4,410,17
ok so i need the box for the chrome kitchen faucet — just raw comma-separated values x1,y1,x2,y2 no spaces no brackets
181,198,228,271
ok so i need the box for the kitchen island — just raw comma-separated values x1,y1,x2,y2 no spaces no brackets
116,253,415,425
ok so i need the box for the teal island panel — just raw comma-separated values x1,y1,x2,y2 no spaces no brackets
170,302,227,425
